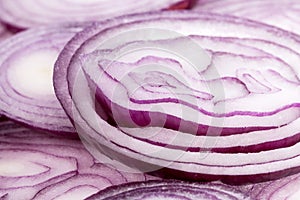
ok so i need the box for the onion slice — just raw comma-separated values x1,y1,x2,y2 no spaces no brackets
193,0,300,35
0,24,88,134
87,180,251,200
0,0,191,29
0,120,155,200
236,172,300,199
55,11,300,183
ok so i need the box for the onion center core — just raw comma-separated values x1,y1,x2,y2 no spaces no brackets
7,49,58,97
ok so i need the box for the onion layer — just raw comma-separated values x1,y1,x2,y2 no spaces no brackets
0,120,155,200
0,24,88,134
87,180,251,200
0,0,190,29
54,11,300,184
54,12,300,183
235,172,300,200
193,0,300,35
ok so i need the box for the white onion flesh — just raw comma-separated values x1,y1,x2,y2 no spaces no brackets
0,0,190,28
0,24,86,134
194,0,300,35
54,11,300,184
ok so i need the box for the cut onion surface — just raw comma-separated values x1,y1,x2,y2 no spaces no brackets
0,24,89,134
236,172,300,200
0,120,155,200
54,11,300,184
87,180,251,200
0,0,191,29
193,0,300,35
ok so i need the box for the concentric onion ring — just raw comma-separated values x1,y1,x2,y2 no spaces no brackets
87,180,251,200
0,0,191,29
0,120,154,199
193,0,300,35
0,23,88,134
54,11,300,184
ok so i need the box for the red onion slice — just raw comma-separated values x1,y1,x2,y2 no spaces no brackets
193,0,300,35
0,120,154,199
0,0,191,29
87,180,251,200
0,24,88,134
54,13,184,125
82,35,299,134
54,11,300,184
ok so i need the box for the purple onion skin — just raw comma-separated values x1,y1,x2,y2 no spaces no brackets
0,23,90,135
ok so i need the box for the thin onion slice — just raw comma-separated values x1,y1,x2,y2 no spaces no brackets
0,24,89,134
54,11,300,184
80,36,300,155
193,0,300,35
0,120,155,200
82,35,298,134
87,180,251,200
236,172,300,200
0,0,191,29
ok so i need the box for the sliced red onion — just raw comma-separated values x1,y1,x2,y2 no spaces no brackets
54,11,300,183
193,0,300,35
0,120,154,200
0,0,191,29
83,36,297,135
0,24,89,134
87,180,251,200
